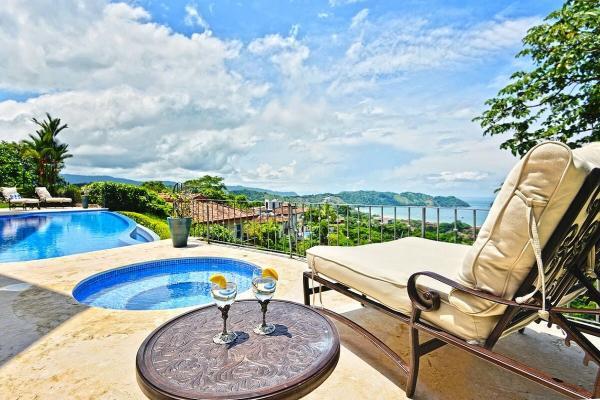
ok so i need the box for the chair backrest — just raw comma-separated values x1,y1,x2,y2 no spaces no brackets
1,187,18,200
449,142,600,316
35,187,52,200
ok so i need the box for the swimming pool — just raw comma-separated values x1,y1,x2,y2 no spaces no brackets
0,210,155,263
73,257,261,310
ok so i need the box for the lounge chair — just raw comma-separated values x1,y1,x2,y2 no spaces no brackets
303,141,600,398
1,187,40,210
35,187,72,207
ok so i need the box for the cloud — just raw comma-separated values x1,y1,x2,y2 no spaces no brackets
184,4,210,32
247,27,310,80
0,1,266,181
317,12,330,19
0,1,530,195
331,16,539,84
350,8,369,29
427,171,489,182
239,161,298,183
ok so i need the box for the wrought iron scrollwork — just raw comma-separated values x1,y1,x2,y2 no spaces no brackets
545,183,600,303
406,273,441,312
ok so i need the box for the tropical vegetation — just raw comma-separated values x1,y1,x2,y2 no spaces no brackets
140,181,170,193
118,211,171,239
84,182,170,217
0,141,36,190
476,0,600,156
22,113,72,189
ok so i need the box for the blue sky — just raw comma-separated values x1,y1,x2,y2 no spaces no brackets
0,0,563,196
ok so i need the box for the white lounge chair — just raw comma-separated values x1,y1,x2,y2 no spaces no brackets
35,187,72,207
304,141,600,398
1,187,40,210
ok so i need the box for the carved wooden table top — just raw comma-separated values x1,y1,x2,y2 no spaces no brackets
136,300,340,400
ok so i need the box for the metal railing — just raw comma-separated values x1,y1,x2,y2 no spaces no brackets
185,198,490,258
179,195,600,325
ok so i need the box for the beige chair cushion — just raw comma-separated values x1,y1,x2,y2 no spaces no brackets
7,198,39,204
1,187,18,199
35,187,52,200
307,237,500,342
35,187,71,203
454,141,600,317
44,197,71,203
1,187,39,204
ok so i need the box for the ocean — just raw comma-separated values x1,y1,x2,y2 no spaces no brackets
377,196,495,227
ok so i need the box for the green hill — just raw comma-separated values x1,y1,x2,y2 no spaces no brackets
286,191,469,207
227,188,470,207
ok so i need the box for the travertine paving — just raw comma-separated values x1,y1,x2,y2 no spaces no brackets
0,239,596,399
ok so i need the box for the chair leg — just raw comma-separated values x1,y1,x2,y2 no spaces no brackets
302,274,310,305
406,312,421,398
594,369,600,399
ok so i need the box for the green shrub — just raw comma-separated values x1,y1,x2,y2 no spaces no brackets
190,223,234,242
84,182,170,217
56,184,82,203
569,295,598,322
117,211,171,239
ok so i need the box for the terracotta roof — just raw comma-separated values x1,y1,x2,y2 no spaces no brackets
192,201,257,223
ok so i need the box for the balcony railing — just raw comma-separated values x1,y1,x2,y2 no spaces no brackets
181,195,599,326
186,198,489,258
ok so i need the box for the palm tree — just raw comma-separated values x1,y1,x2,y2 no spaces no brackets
22,113,72,188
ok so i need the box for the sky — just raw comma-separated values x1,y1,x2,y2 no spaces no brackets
0,0,563,197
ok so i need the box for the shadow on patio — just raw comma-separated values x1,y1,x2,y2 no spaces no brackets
0,274,87,367
330,305,598,399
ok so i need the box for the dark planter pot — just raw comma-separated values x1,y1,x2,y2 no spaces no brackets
168,217,192,248
81,195,89,209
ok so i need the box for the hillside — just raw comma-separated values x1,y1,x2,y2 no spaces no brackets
227,188,470,207
226,185,298,199
283,190,470,207
61,174,176,187
62,174,469,207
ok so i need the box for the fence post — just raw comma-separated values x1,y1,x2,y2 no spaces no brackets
421,207,426,238
205,202,210,244
453,208,458,243
288,203,293,258
472,209,477,240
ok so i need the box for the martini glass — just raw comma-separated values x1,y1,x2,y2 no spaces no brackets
211,281,238,344
252,276,277,335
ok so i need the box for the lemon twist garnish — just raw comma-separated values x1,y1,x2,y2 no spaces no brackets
209,274,227,289
262,268,279,281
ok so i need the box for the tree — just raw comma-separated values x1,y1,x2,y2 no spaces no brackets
21,113,72,188
184,175,228,200
141,181,169,193
475,0,600,156
0,141,36,188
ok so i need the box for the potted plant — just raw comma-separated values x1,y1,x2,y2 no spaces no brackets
168,193,192,247
81,187,89,209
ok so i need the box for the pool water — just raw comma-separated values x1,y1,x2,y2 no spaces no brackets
0,211,149,262
72,257,261,310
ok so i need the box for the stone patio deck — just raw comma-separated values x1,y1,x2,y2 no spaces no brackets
0,239,596,399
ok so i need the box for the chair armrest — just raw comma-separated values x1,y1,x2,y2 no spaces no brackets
407,271,600,316
406,271,542,313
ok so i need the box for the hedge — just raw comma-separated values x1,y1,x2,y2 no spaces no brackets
84,182,170,217
56,184,82,203
117,211,171,239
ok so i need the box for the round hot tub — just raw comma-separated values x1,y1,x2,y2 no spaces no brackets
72,257,261,310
